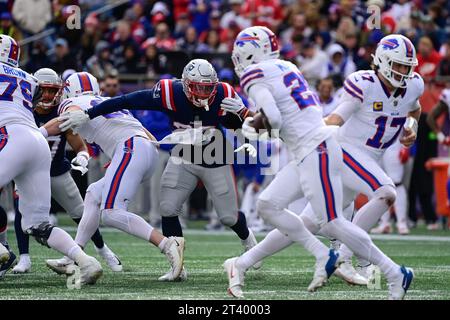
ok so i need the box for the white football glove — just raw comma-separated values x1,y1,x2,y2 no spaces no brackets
234,143,257,158
58,110,89,132
220,96,246,118
242,117,259,140
71,151,89,175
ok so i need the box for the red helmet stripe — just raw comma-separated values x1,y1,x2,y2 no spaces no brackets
8,38,19,62
78,73,93,92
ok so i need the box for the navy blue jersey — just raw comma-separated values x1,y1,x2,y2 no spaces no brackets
34,108,71,176
88,79,246,167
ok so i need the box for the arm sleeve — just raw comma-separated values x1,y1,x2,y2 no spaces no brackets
248,83,282,130
331,90,362,122
87,89,162,119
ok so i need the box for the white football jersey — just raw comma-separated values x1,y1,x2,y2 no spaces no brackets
0,62,38,129
241,59,334,160
58,95,147,158
439,88,450,116
337,70,424,159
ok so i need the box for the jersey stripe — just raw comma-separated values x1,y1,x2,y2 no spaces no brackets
57,99,73,115
240,68,263,83
344,79,363,96
343,85,363,102
0,127,8,152
241,73,264,92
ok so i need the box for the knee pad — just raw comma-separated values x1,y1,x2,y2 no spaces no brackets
27,222,54,247
219,214,238,227
159,200,180,218
374,185,396,206
256,198,279,221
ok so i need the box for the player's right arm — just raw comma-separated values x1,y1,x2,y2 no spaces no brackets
427,100,448,134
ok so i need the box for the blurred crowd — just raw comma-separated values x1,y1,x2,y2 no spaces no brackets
1,0,450,231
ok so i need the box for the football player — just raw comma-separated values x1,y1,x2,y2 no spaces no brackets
0,34,102,286
12,68,121,274
57,59,261,281
221,27,414,299
426,85,450,145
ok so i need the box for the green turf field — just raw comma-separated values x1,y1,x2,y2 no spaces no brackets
1,223,450,300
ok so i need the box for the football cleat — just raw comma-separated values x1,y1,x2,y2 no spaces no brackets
370,224,392,234
78,256,103,285
242,230,263,270
397,224,410,235
95,244,122,272
0,243,9,265
0,246,16,279
334,260,368,286
12,255,31,274
46,256,75,275
356,263,379,281
388,266,414,300
223,257,245,298
307,249,339,292
158,237,184,281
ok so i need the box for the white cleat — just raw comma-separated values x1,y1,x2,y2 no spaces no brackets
334,260,368,286
242,230,263,270
46,256,75,275
78,256,103,285
158,237,184,281
0,243,9,265
356,263,380,281
370,224,392,234
12,255,31,274
95,244,122,272
397,224,410,235
307,249,339,292
223,257,245,298
388,266,414,300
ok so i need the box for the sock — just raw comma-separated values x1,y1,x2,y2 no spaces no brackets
379,211,391,228
0,206,7,245
158,237,168,252
162,216,183,237
230,211,250,240
102,208,153,241
236,229,293,271
73,218,104,249
394,184,408,227
320,218,400,281
352,197,390,232
47,227,89,263
75,192,102,248
14,207,30,255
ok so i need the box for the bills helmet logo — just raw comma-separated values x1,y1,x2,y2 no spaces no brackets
235,33,260,48
380,38,399,50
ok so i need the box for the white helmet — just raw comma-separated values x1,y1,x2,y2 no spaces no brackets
181,59,218,109
0,34,20,68
64,72,100,98
372,34,418,88
34,68,65,110
232,26,280,77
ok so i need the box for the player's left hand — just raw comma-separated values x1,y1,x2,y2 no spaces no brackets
220,96,245,116
58,110,89,132
71,151,89,175
400,127,416,148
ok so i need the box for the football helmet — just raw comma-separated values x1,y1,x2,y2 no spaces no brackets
0,34,20,68
64,72,100,98
34,68,65,110
372,34,418,88
181,59,218,109
232,26,280,77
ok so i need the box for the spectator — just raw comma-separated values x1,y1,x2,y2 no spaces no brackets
49,38,80,74
280,13,312,47
123,1,148,44
197,29,228,53
296,39,328,85
25,40,50,73
145,22,177,51
116,44,145,74
324,43,356,81
173,12,192,39
86,41,115,80
438,40,450,78
220,0,251,30
101,72,122,97
140,38,166,77
242,0,284,31
111,20,140,71
0,12,22,42
417,36,442,81
173,0,191,21
12,0,51,35
177,26,199,53
315,76,338,117
79,13,102,65
199,10,222,43
189,0,221,35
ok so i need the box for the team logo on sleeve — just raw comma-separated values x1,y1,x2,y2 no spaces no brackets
373,101,383,111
